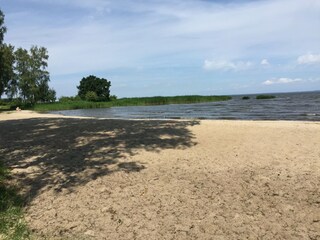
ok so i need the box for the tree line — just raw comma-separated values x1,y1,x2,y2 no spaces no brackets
0,9,56,105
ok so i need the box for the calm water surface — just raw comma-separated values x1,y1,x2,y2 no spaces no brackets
51,92,320,121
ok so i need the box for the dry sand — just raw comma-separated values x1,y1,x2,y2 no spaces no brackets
0,111,319,239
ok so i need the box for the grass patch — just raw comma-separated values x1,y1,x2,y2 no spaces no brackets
0,101,12,112
0,105,11,111
32,100,112,112
31,95,232,112
0,163,30,240
256,95,276,100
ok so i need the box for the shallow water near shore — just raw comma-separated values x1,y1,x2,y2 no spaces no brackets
51,91,320,121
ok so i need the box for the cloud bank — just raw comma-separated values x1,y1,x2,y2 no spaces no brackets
263,78,303,85
297,53,320,65
203,60,253,71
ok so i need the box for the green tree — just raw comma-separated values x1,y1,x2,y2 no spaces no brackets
15,46,54,104
0,9,6,44
29,46,51,102
0,44,16,99
77,75,111,101
15,48,32,102
0,9,9,98
0,9,56,103
35,81,56,102
46,88,56,102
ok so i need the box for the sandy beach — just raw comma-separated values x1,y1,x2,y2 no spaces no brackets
0,111,319,239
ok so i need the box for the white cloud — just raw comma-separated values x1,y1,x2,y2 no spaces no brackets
297,53,320,65
260,59,270,66
3,0,320,97
203,60,253,71
262,78,303,85
5,0,320,76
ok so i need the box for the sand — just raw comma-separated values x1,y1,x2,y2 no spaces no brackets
0,111,319,239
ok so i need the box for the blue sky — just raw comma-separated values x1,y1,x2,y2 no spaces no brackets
1,0,320,97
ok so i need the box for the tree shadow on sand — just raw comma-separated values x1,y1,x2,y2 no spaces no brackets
0,117,199,202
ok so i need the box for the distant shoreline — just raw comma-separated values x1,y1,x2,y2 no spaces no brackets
31,95,231,112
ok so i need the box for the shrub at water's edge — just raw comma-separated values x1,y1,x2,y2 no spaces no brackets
256,95,276,100
31,95,232,112
242,96,250,100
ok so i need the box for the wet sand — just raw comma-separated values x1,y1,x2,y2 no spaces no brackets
1,111,319,239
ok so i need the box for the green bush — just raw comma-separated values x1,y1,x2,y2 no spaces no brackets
256,95,276,100
59,96,72,102
0,100,11,110
59,95,81,102
110,95,117,101
242,96,250,100
85,91,98,102
74,95,81,101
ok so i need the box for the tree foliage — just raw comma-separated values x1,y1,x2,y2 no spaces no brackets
78,75,111,101
0,9,9,97
0,9,6,44
85,91,98,102
0,44,15,98
15,46,53,103
0,8,55,104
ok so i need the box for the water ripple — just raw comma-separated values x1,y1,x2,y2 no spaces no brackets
51,92,320,121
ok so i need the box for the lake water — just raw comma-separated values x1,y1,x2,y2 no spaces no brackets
51,91,320,121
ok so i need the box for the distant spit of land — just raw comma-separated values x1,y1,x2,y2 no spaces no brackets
1,95,232,112
32,95,232,112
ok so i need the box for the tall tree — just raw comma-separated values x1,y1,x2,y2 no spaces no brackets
0,9,8,98
15,48,32,102
0,9,55,103
0,9,6,44
29,46,51,102
15,46,54,103
0,44,15,98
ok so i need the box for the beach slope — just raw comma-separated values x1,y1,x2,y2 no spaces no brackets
0,111,319,239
